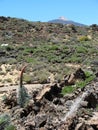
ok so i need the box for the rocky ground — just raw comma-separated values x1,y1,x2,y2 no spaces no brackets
0,64,20,87
0,68,98,130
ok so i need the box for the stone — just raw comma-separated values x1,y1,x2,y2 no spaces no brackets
75,122,84,130
80,101,88,107
35,115,47,128
74,68,86,80
25,121,35,128
86,112,98,125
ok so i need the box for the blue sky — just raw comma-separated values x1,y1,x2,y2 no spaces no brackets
0,0,98,25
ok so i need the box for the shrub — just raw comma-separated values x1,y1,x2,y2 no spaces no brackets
0,114,10,126
62,71,95,95
76,74,95,89
4,125,16,130
76,46,88,53
0,114,15,130
34,69,50,84
78,36,90,42
62,85,75,95
23,74,32,84
38,74,48,84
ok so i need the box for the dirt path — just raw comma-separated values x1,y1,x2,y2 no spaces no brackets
0,84,44,100
0,84,43,92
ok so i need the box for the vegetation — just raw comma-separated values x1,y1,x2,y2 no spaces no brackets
62,85,75,94
78,35,90,42
23,74,33,84
4,125,16,130
0,16,98,88
17,66,29,107
0,114,16,130
62,71,95,95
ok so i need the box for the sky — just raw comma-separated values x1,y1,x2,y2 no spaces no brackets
0,0,98,25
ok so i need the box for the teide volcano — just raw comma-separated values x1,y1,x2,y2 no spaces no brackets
48,16,86,26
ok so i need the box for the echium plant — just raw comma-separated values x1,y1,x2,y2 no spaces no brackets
17,65,29,107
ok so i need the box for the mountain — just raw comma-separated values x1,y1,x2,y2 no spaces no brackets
48,16,86,26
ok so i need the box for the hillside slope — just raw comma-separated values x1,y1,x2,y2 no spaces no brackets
0,16,98,84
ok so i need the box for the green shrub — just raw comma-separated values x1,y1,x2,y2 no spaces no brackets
62,71,95,95
4,125,16,130
48,45,59,50
76,46,88,53
34,69,50,84
38,74,48,84
85,71,93,77
78,36,90,42
23,74,32,84
62,85,75,95
0,114,10,130
67,55,82,63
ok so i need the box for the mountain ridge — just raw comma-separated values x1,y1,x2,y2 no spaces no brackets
48,16,86,26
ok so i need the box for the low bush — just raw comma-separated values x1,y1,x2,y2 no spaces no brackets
78,36,90,42
62,71,95,95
